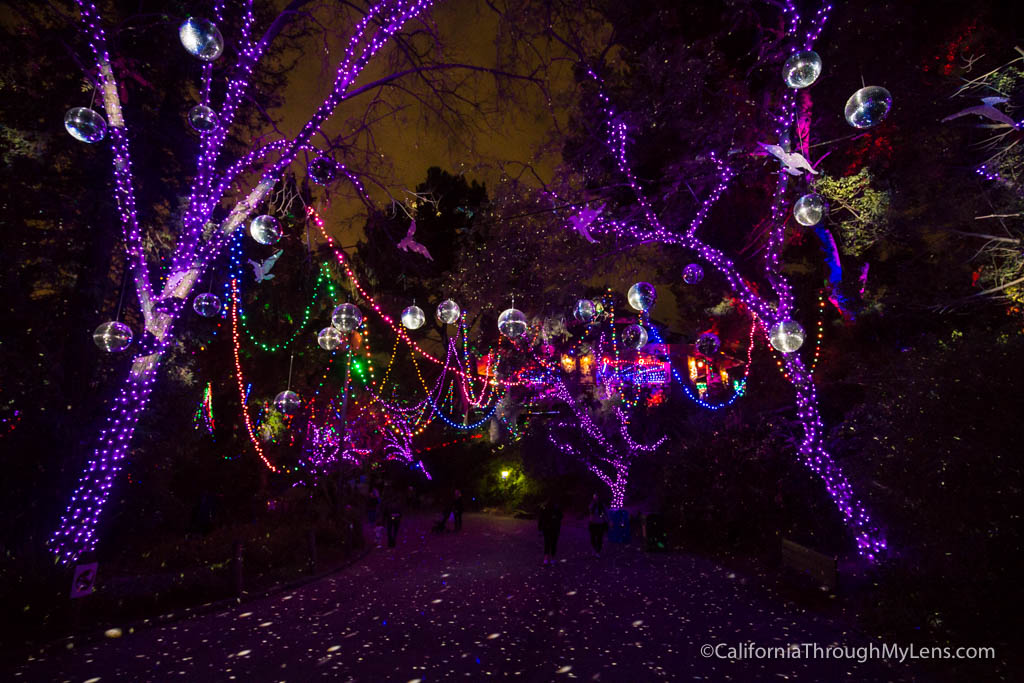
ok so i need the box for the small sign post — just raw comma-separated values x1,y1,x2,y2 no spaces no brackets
70,562,98,599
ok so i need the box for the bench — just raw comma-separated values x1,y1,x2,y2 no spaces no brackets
782,538,838,590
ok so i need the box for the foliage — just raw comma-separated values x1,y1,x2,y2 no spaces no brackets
816,168,893,258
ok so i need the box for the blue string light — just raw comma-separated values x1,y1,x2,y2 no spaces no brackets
424,394,501,430
646,322,746,411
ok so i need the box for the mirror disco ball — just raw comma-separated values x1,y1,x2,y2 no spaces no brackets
193,292,221,317
93,321,132,352
317,326,344,351
401,305,425,330
769,319,806,353
573,299,597,323
627,282,657,312
793,194,827,226
682,263,704,285
782,51,822,89
274,390,301,414
331,303,362,332
436,299,461,325
622,324,648,349
188,104,219,133
249,215,281,245
498,308,528,338
179,18,224,61
696,332,721,356
64,107,107,143
844,86,892,129
307,157,337,185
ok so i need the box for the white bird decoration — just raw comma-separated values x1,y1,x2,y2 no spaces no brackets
397,219,433,260
942,97,1017,127
757,142,819,176
248,249,283,283
569,203,604,243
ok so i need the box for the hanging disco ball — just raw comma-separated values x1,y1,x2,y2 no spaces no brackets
193,292,221,317
436,299,461,325
844,86,892,129
331,303,362,332
682,263,704,285
317,326,344,351
622,324,648,350
64,107,106,143
179,18,224,61
793,193,828,226
782,51,822,89
274,390,301,414
249,215,281,245
573,299,597,323
187,104,218,133
93,321,132,352
627,282,657,312
696,332,721,356
401,305,426,330
307,157,337,185
769,319,806,353
497,308,528,338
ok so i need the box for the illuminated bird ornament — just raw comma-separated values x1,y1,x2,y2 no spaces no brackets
248,249,283,283
397,219,433,260
568,203,604,243
756,142,819,176
942,97,1018,127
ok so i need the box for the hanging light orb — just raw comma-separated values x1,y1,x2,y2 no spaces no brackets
436,299,461,325
307,157,337,185
844,86,892,129
622,323,648,349
178,18,224,61
317,326,344,351
331,303,362,332
627,282,657,312
497,308,528,338
769,319,806,353
782,51,822,89
274,390,301,415
249,215,281,245
193,292,221,317
793,193,828,226
187,104,218,133
93,321,132,352
573,299,597,323
682,263,704,285
401,305,425,330
64,107,106,143
696,332,721,356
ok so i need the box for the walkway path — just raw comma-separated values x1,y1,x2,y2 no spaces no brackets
14,514,920,682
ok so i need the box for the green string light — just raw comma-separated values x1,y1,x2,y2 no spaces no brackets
238,263,336,353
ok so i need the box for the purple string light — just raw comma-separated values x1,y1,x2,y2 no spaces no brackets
574,1,886,559
51,0,437,565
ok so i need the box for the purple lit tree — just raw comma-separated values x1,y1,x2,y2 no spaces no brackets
49,0,532,564
541,1,888,559
546,380,665,508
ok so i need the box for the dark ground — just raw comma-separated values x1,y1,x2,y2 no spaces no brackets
9,514,985,682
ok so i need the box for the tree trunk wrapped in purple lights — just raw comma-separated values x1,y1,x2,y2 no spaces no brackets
50,0,437,565
565,1,886,560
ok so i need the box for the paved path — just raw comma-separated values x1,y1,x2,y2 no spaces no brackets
14,514,922,682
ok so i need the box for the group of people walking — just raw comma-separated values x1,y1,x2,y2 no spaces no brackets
367,484,612,564
366,486,465,548
539,493,608,565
